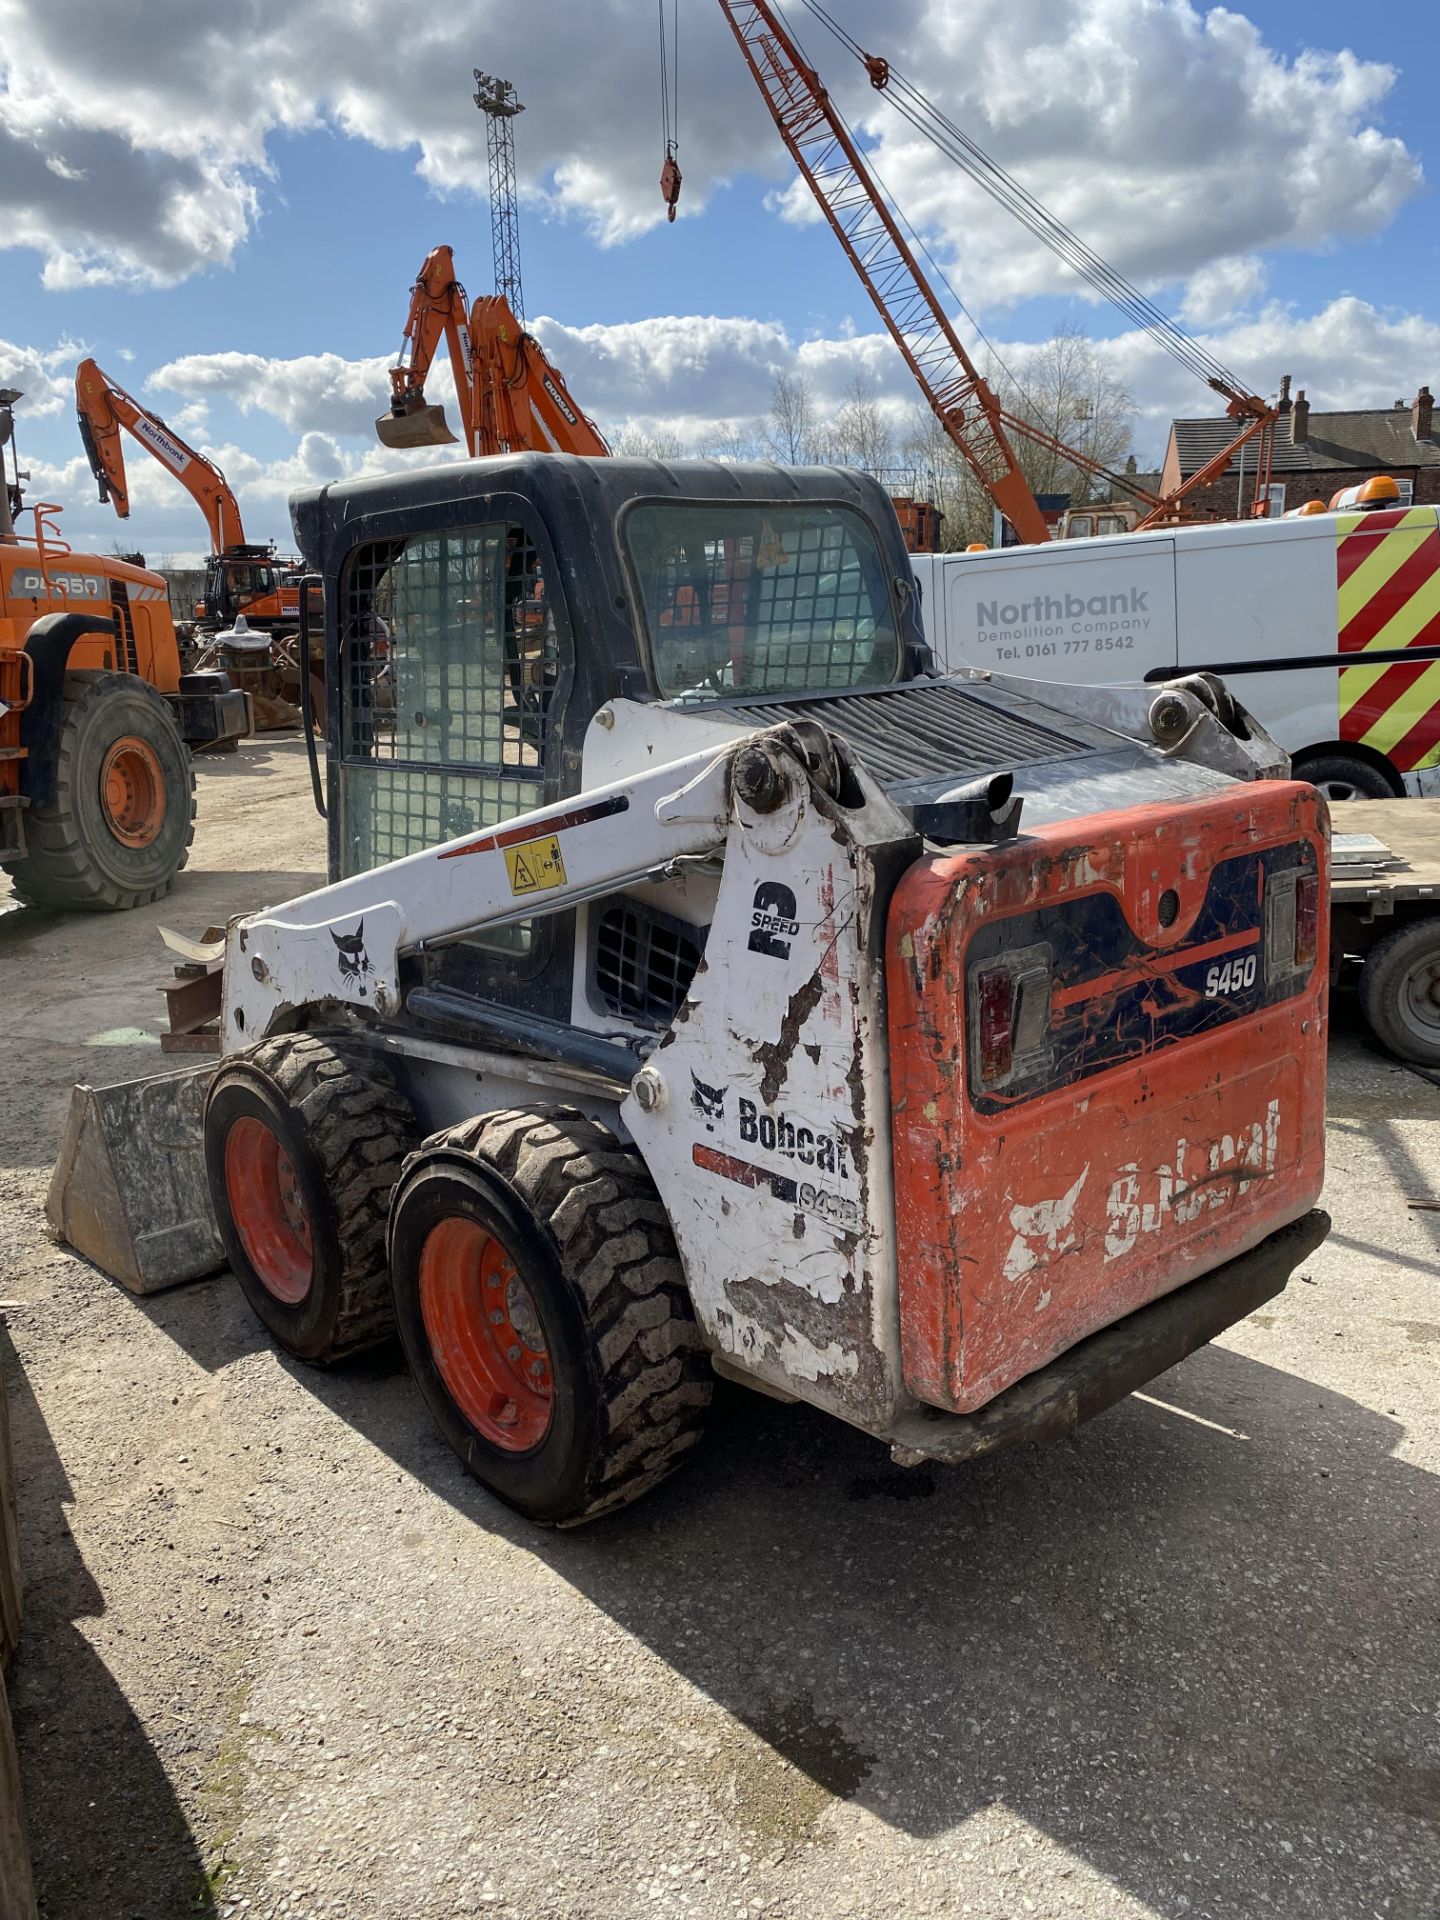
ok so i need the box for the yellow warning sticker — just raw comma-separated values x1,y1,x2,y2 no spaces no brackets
503,833,567,896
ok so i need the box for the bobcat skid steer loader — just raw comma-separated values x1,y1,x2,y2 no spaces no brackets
52,457,1329,1524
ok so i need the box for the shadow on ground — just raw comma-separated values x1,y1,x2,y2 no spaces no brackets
2,1326,216,1918
132,1256,1440,1918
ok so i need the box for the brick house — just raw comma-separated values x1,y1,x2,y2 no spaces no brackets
1160,377,1440,519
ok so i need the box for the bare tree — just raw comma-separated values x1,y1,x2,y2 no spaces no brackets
832,367,896,477
900,324,1137,546
1007,323,1135,504
610,425,689,460
764,370,820,465
696,421,763,463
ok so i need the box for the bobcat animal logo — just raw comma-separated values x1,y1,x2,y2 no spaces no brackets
331,921,374,998
690,1071,727,1128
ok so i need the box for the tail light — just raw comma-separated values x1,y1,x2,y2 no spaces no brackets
1294,870,1319,969
977,967,1014,1082
1266,866,1320,980
971,947,1053,1091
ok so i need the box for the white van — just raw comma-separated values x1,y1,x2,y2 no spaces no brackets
912,500,1440,799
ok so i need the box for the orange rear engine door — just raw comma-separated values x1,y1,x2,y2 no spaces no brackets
887,783,1328,1415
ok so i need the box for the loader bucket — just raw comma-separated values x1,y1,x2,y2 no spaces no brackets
46,1065,224,1294
375,401,457,450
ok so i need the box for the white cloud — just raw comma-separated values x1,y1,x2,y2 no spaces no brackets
1180,256,1269,329
0,0,1422,303
0,335,82,416
150,351,396,438
118,293,1440,483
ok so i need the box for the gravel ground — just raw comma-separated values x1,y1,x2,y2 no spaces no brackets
1,736,1437,1920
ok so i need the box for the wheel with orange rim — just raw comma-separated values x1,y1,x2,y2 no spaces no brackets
388,1106,712,1525
221,1114,315,1305
4,670,195,911
205,1034,418,1362
98,734,167,849
418,1218,553,1451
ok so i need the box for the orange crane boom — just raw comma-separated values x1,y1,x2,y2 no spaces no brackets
717,2,1049,542
75,357,248,552
716,0,1275,539
377,248,609,459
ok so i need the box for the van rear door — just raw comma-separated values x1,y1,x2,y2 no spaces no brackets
931,535,1177,685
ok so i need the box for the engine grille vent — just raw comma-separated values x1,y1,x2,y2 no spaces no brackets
594,902,704,1028
724,679,1076,783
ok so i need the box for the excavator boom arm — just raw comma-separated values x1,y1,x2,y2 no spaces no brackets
75,357,246,553
378,245,480,455
471,295,609,458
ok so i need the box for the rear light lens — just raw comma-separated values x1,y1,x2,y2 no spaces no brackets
1293,870,1319,969
1265,865,1321,981
973,949,1053,1089
977,967,1014,1083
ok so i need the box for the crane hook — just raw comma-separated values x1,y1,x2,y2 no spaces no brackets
661,141,682,222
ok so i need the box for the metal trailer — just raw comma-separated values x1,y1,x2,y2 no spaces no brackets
1330,798,1440,1067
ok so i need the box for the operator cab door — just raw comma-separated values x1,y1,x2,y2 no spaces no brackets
333,510,575,1019
935,536,1177,685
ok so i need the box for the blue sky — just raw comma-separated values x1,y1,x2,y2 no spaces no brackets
2,0,1435,562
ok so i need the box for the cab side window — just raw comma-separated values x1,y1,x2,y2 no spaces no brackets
337,521,560,877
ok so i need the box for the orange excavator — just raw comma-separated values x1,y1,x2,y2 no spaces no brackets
376,246,609,458
76,359,322,726
75,357,310,637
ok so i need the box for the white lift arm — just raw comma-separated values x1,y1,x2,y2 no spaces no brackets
222,731,775,1053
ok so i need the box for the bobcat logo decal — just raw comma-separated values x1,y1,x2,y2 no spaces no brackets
690,1071,727,1128
331,921,374,998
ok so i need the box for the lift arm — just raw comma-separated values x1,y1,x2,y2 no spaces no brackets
376,245,480,454
223,725,767,1050
75,357,248,552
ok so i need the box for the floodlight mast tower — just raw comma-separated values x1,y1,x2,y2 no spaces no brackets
474,71,527,327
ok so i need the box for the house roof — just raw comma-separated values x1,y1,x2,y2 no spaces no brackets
1108,468,1162,501
1171,408,1440,477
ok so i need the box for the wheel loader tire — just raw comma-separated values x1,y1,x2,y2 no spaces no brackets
388,1107,711,1525
4,670,195,911
1359,918,1440,1067
204,1034,419,1363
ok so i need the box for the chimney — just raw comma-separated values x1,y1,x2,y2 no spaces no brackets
1414,384,1434,441
1277,373,1292,415
1124,454,1136,474
1291,389,1309,445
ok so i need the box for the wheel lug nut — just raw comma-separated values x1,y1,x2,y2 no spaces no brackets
507,1345,521,1362
489,1309,504,1325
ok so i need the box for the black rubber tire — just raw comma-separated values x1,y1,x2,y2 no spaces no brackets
4,670,196,910
1359,919,1440,1067
205,1034,419,1363
388,1107,711,1525
1293,752,1396,802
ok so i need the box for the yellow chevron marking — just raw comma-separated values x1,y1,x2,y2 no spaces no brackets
1359,659,1440,756
1338,658,1393,721
1354,564,1440,655
1337,513,1436,632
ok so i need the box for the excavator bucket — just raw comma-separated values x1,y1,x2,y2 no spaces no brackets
46,1064,223,1294
375,400,457,450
